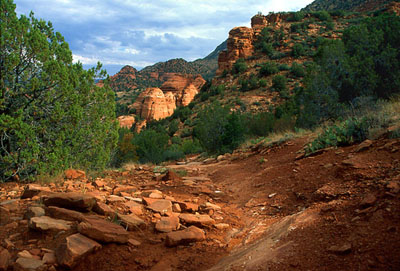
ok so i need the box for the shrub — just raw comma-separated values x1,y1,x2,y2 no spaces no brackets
279,64,290,71
260,62,279,76
232,58,247,74
246,112,275,137
133,129,169,164
168,119,179,136
112,129,138,167
290,62,305,77
313,11,332,21
305,117,371,155
272,75,287,93
194,102,245,154
287,11,305,22
181,139,203,154
292,43,305,58
0,1,118,180
261,42,275,57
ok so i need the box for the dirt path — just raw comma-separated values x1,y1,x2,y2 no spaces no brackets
1,136,400,270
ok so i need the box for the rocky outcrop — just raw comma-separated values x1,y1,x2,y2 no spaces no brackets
130,74,205,121
109,65,138,92
217,27,254,75
117,115,135,129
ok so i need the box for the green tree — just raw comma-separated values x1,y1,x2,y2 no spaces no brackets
133,129,169,164
0,0,118,180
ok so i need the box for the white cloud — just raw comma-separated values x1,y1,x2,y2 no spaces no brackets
15,0,314,74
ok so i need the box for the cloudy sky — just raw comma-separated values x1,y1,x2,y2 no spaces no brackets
15,0,314,75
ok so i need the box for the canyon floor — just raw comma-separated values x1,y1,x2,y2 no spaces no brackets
1,134,400,271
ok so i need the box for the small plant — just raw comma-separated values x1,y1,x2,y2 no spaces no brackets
259,157,266,164
292,43,305,58
232,58,247,74
279,64,290,71
290,62,305,77
271,75,287,93
260,62,279,76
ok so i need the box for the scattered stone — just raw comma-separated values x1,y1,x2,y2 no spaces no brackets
148,192,163,199
21,185,51,199
214,223,230,230
42,252,56,264
165,226,205,247
176,202,198,213
155,216,180,233
327,243,352,255
0,199,19,212
112,185,137,196
172,203,181,213
179,213,215,227
106,195,125,204
387,181,400,193
117,213,146,230
43,192,97,212
28,216,72,232
17,250,34,259
268,193,277,198
204,202,221,211
78,217,129,244
162,170,182,182
64,169,86,179
360,193,377,208
0,207,10,226
24,207,45,220
127,239,141,247
355,139,373,153
56,233,102,269
147,199,172,215
46,206,85,222
0,248,11,271
93,180,106,188
142,197,158,206
93,202,116,218
124,201,143,216
14,258,45,271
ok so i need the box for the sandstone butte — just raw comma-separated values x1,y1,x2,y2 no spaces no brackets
130,73,205,122
216,13,289,76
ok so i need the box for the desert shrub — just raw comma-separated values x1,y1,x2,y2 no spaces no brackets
305,117,371,155
260,62,279,76
259,79,267,87
292,43,305,58
290,22,309,33
290,62,305,77
246,112,276,137
272,75,287,93
172,106,191,122
181,139,203,154
232,58,247,74
163,144,184,161
168,119,180,136
270,52,287,60
111,128,138,167
180,128,193,138
313,11,332,22
194,102,245,154
287,11,305,22
171,136,182,145
279,64,290,71
133,129,169,164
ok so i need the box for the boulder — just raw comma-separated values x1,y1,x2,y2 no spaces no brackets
24,206,45,220
0,248,11,271
56,233,101,268
178,213,215,227
43,192,97,211
28,216,72,232
64,169,86,179
165,226,205,247
77,217,129,244
21,185,51,199
117,213,146,231
155,216,180,233
14,257,46,271
46,206,85,222
147,199,172,215
0,207,10,226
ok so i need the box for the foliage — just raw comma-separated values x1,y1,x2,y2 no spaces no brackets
287,11,305,22
290,62,305,77
292,43,305,58
132,129,169,164
313,11,332,22
232,58,248,74
259,62,279,76
305,117,371,155
112,129,138,167
271,75,287,93
0,1,118,181
194,102,245,154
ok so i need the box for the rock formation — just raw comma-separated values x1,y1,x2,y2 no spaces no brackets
117,115,135,129
130,74,205,121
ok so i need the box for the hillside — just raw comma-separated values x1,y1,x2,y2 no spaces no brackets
303,0,399,12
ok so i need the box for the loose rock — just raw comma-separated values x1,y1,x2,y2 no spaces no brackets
43,192,97,211
147,199,172,215
56,233,101,269
155,216,180,233
0,248,11,271
24,207,45,220
14,257,46,271
165,226,205,247
28,216,72,232
46,206,85,222
179,213,215,227
21,185,51,199
117,213,146,230
78,217,129,243
0,207,10,226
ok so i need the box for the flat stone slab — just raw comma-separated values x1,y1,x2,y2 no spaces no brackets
46,206,85,222
78,217,129,243
178,213,215,227
24,207,45,220
28,216,72,232
43,192,97,211
0,206,10,226
56,233,101,269
21,184,51,199
117,213,146,231
146,199,172,215
14,257,46,271
165,226,205,247
155,216,180,233
0,249,11,271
